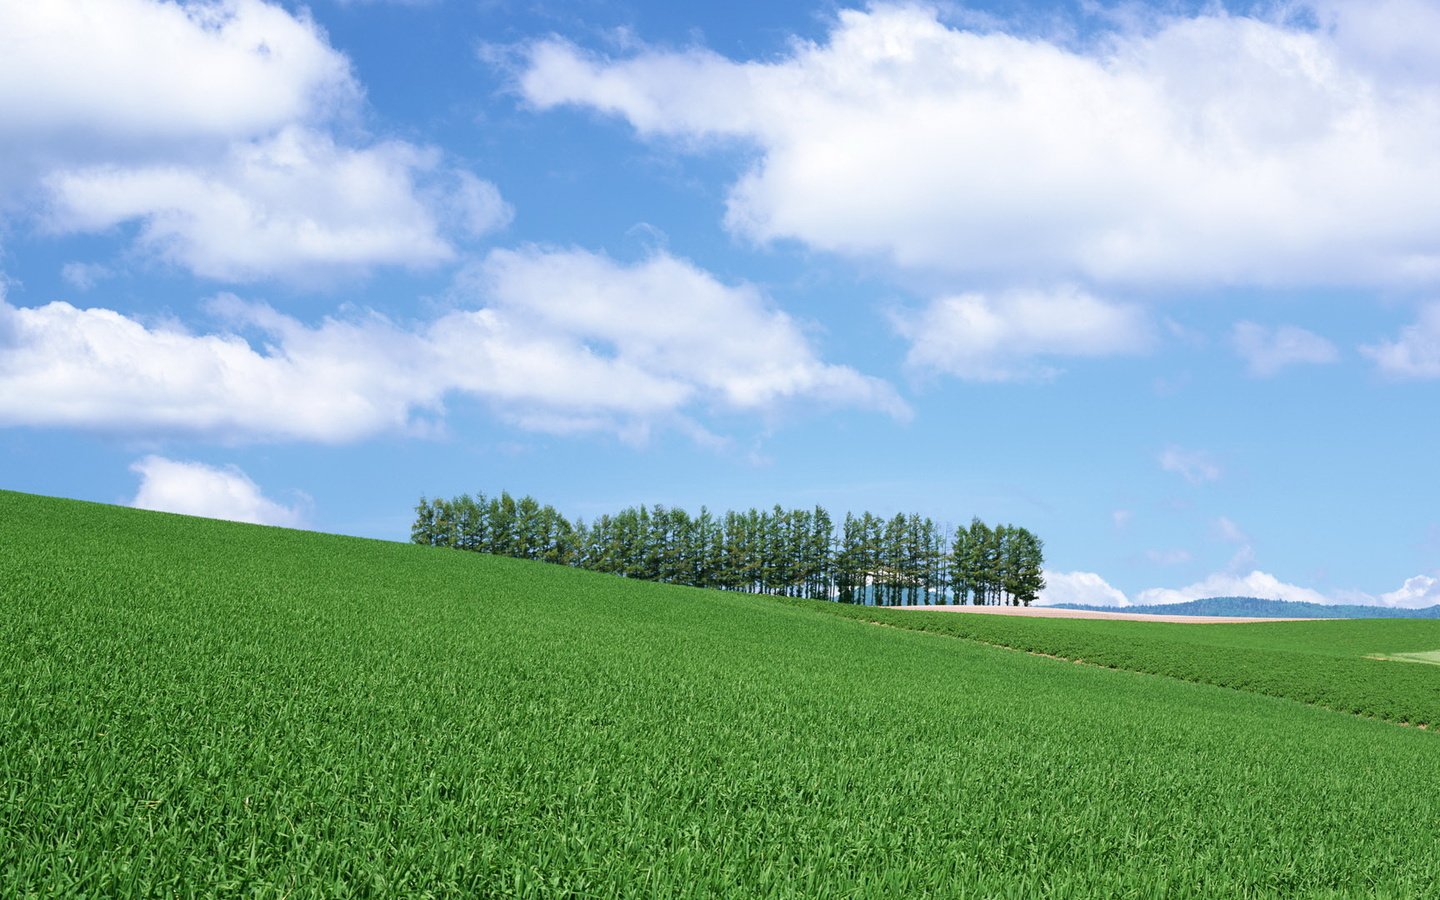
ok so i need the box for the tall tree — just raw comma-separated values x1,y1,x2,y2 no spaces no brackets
432,498,458,549
411,497,437,546
809,505,834,600
1007,527,1046,606
487,493,517,557
691,506,720,588
452,493,483,552
966,518,993,605
949,523,972,604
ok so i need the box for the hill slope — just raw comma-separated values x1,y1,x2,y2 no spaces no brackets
4,490,1440,896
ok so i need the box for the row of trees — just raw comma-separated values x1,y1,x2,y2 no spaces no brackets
412,492,1046,606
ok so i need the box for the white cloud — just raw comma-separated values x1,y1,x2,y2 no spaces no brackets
1210,515,1257,571
60,262,112,291
1159,445,1221,484
1136,570,1332,605
0,248,904,442
1037,570,1130,607
1225,544,1259,573
0,295,434,442
0,0,354,153
1313,0,1440,88
523,4,1440,287
1232,321,1339,376
474,247,909,416
443,171,515,238
1038,542,1440,609
893,286,1150,381
1362,302,1440,378
1379,575,1440,609
1040,566,1440,610
1,1,504,282
1137,569,1440,608
44,128,474,282
1112,509,1133,529
1032,552,1440,611
130,455,304,527
1212,516,1249,544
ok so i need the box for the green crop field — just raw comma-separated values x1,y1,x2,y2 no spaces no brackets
4,489,1440,896
799,601,1440,727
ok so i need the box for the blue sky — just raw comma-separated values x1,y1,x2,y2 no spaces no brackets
3,0,1439,607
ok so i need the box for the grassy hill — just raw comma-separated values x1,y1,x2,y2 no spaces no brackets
4,490,1440,896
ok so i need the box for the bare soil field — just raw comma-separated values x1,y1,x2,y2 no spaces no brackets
892,605,1320,624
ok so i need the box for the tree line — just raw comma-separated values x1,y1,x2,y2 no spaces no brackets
411,491,1046,606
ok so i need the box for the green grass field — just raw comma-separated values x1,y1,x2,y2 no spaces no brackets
797,601,1440,727
4,490,1440,896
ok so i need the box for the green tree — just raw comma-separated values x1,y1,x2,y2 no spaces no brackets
432,498,458,549
966,518,994,604
411,497,437,545
452,493,485,552
809,505,834,599
487,493,517,557
410,490,1043,611
1008,527,1046,606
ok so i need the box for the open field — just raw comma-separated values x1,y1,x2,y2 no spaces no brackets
4,490,1440,896
892,604,1318,623
793,599,1440,727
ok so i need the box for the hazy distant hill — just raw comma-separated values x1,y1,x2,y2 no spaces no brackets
1050,596,1440,619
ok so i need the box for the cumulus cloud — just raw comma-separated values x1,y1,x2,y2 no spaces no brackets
1037,570,1130,607
893,286,1150,381
1232,322,1339,376
0,0,354,153
1,0,505,281
0,295,435,442
1042,564,1440,609
0,248,904,442
1379,575,1440,609
1159,446,1221,484
522,3,1440,287
1362,302,1440,378
130,455,304,527
475,248,906,416
44,128,481,282
1137,570,1333,606
1313,0,1440,88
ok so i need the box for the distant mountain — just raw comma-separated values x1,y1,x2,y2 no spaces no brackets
1049,596,1440,619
